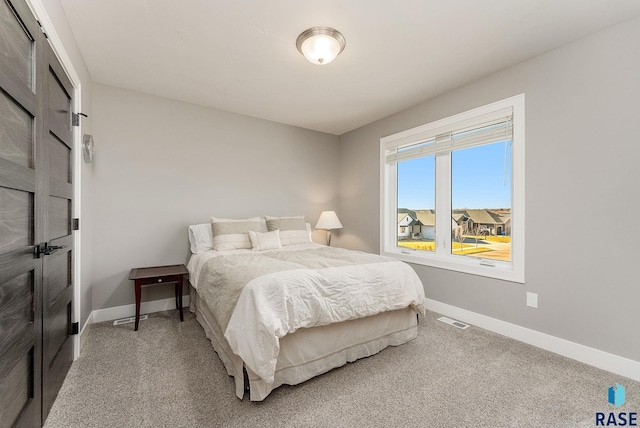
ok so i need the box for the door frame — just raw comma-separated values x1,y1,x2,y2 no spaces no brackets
26,0,83,359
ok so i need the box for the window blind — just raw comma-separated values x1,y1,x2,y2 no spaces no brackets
385,106,513,164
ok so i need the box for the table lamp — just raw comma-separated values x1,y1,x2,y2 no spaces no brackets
315,211,343,246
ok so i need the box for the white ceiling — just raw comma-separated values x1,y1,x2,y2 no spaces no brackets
60,0,640,135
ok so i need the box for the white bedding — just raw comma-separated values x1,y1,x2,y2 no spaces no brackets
187,244,425,385
186,243,322,290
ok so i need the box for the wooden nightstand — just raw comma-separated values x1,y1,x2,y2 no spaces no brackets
128,264,189,331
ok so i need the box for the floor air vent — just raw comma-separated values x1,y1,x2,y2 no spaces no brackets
437,316,470,329
113,315,147,326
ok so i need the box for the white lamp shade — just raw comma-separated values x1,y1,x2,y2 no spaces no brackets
315,211,343,230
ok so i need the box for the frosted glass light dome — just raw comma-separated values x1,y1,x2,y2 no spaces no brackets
296,27,346,65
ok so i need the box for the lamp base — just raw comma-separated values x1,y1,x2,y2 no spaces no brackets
326,230,332,246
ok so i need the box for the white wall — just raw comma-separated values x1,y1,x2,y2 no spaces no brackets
91,84,339,310
337,17,640,362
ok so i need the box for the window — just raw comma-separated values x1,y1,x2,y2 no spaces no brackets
380,95,524,283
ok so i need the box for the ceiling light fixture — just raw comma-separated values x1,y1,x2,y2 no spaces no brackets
296,27,346,65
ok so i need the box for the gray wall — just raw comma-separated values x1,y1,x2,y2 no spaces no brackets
41,0,94,328
91,84,339,310
337,17,640,362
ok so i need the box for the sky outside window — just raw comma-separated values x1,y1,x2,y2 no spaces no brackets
397,140,511,210
451,141,511,210
397,155,435,209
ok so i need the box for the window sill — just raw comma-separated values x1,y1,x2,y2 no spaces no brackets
382,248,524,284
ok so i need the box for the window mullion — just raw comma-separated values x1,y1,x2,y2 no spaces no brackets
435,152,452,255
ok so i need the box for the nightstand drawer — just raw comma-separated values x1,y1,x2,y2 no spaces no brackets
135,274,182,286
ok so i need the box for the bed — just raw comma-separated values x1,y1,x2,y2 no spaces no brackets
186,216,425,401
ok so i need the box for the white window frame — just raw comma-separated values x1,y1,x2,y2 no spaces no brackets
380,94,525,283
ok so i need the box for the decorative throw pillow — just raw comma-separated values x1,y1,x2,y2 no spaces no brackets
210,217,267,250
248,230,282,251
264,215,312,246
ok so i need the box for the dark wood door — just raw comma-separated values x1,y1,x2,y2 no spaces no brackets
40,39,75,421
0,0,75,426
0,0,44,425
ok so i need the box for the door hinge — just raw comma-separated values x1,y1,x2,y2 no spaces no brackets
73,218,80,231
71,322,79,335
36,20,48,39
72,112,88,127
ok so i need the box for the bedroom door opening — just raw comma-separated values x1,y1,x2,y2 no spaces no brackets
0,0,77,425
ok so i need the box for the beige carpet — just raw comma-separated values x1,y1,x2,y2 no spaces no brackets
44,309,638,427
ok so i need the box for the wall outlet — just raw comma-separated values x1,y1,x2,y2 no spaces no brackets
526,292,538,308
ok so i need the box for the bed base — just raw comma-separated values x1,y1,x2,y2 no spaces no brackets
190,284,418,401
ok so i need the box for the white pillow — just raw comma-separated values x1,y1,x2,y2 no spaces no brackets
188,223,214,254
264,215,305,230
264,215,312,246
210,216,267,229
279,230,312,246
211,217,267,251
248,230,282,251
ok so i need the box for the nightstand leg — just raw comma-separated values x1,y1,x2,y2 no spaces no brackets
175,283,179,309
134,282,141,331
177,277,183,322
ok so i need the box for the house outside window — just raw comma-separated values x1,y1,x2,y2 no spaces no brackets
381,95,525,283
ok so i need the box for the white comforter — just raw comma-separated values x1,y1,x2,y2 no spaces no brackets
189,244,425,384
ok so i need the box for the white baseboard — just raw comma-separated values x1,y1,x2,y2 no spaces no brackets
426,298,640,382
78,312,93,355
85,296,639,382
91,296,191,324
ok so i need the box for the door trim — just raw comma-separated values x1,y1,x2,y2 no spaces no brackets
25,0,83,359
